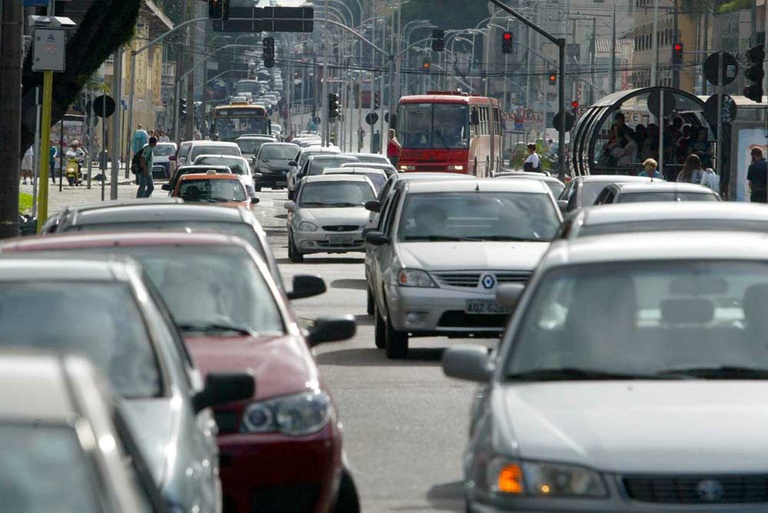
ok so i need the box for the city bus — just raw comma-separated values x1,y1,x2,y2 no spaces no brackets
211,102,271,142
395,91,503,176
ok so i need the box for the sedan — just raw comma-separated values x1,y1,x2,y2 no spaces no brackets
493,171,565,198
445,231,768,512
192,154,259,194
152,142,178,179
0,256,254,513
253,142,300,189
557,175,656,213
323,166,388,194
593,181,721,204
286,174,377,263
172,172,258,209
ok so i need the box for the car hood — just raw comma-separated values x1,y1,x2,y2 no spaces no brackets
297,207,370,226
397,241,549,272
499,382,768,473
260,159,291,170
184,334,318,399
122,398,177,486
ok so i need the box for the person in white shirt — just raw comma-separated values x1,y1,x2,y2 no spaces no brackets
523,143,541,172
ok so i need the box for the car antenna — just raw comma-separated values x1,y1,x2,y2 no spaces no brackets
475,183,480,192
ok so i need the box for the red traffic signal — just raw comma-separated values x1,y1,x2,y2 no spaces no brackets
502,32,513,54
422,61,431,73
208,0,228,20
672,42,683,65
548,72,557,85
571,101,579,108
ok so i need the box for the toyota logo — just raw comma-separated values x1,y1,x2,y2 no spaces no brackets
481,275,496,289
696,479,724,502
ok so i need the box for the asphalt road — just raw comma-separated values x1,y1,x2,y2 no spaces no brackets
256,189,492,512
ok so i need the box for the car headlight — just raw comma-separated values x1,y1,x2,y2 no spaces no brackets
447,165,465,171
397,269,438,288
297,221,318,232
240,390,333,436
486,458,607,498
400,165,415,171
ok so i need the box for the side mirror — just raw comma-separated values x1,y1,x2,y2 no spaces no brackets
557,199,568,213
192,372,255,413
364,200,381,213
495,283,525,309
442,346,492,382
252,172,263,179
287,274,326,300
168,155,177,161
365,231,389,246
284,201,296,211
161,184,171,191
250,196,260,204
289,161,297,167
307,315,357,347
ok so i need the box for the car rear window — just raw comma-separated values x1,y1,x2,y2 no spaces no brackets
190,145,240,161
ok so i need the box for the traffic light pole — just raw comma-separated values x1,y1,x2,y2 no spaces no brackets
322,0,330,146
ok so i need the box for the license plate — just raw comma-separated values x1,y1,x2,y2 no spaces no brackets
465,299,510,315
327,235,354,245
276,180,287,186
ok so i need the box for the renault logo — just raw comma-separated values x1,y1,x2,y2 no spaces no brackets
696,479,724,502
481,275,495,289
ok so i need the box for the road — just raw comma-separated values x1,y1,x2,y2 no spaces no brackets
257,189,489,512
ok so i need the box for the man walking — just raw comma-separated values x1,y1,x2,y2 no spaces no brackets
131,124,149,155
358,127,365,152
747,147,767,203
136,136,158,198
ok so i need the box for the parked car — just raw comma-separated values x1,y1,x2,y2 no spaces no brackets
557,175,656,213
192,154,259,193
152,142,177,179
0,256,254,512
285,174,377,263
494,171,565,198
253,142,301,189
1,233,359,513
171,172,258,209
0,351,168,513
366,179,562,359
593,181,721,205
444,230,768,512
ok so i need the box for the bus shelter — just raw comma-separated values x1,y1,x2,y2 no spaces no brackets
569,87,708,179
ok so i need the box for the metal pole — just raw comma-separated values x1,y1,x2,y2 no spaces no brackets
651,0,659,86
322,0,330,146
110,47,122,198
610,0,616,92
558,41,566,181
58,117,63,192
85,90,93,189
100,98,106,201
32,86,41,217
36,71,54,232
658,89,665,175
716,53,724,197
174,80,181,142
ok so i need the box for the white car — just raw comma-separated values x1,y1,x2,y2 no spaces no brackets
322,166,388,194
285,174,377,262
287,145,341,199
152,141,177,179
192,154,258,193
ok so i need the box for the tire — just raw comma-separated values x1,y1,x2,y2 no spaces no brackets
374,302,386,349
288,233,304,263
384,305,408,359
366,286,374,316
333,467,360,513
67,176,75,186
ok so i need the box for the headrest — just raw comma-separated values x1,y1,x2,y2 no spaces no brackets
661,298,714,325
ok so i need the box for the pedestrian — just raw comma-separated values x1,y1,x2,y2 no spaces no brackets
372,130,381,153
387,129,401,167
132,124,149,155
523,143,541,172
307,118,318,132
21,146,33,185
49,140,57,183
747,147,767,203
158,129,170,143
677,154,704,184
136,136,158,198
638,158,662,179
358,127,365,152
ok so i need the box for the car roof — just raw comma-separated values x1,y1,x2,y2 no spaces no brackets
393,172,477,181
155,142,177,147
494,172,563,184
0,255,137,281
2,231,252,252
236,135,275,141
340,162,394,169
178,173,241,181
405,178,549,194
324,166,386,175
304,174,373,183
576,175,653,183
177,165,232,171
70,204,244,225
544,231,768,267
612,182,716,193
193,154,247,161
260,142,296,147
61,197,184,215
189,141,239,148
577,202,768,226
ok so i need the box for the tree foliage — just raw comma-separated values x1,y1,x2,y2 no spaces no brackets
19,0,141,157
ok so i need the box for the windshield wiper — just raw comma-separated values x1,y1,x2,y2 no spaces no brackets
299,202,328,207
208,196,235,203
177,321,257,337
403,235,473,242
506,368,682,382
655,366,768,380
329,202,361,207
480,235,545,242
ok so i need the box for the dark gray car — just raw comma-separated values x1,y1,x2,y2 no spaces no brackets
253,142,300,189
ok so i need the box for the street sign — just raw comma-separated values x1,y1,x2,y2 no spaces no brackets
703,52,739,86
703,93,737,125
552,111,574,132
365,113,379,126
213,6,314,32
32,29,66,72
92,95,116,118
648,89,676,118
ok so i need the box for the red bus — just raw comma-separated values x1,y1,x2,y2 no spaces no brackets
395,91,503,176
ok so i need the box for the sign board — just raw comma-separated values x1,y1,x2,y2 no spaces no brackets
703,52,739,86
365,112,378,125
50,114,85,147
32,29,66,72
703,93,737,126
92,95,116,118
552,111,574,132
213,6,314,33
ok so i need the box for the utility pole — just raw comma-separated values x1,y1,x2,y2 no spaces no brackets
590,17,596,104
185,1,195,140
0,0,22,238
110,47,122,199
610,0,617,92
651,0,659,86
322,0,330,146
672,0,679,88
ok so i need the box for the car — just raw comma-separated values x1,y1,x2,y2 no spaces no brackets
293,154,361,198
48,204,284,288
185,141,243,166
271,122,284,139
253,142,301,189
346,152,392,166
0,351,168,513
366,179,562,359
39,197,184,234
164,164,233,193
192,154,259,193
297,137,323,148
285,174,377,263
556,202,768,240
170,140,193,175
171,172,258,209
443,230,768,512
323,166,388,194
1,232,360,513
286,148,345,199
235,135,277,162
593,181,721,204
557,175,657,213
0,256,254,512
152,142,178,179
340,160,397,177
493,171,565,198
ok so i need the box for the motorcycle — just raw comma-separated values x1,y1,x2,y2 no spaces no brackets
65,157,83,186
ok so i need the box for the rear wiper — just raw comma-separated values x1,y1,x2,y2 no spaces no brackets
177,321,256,337
655,366,768,380
506,367,683,382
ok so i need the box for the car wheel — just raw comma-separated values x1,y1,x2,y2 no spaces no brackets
384,304,408,359
366,286,374,316
374,301,386,349
333,467,360,513
288,233,304,263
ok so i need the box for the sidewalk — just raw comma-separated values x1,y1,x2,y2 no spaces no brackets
19,179,155,218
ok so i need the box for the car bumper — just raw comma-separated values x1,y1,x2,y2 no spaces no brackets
152,162,170,179
218,424,342,513
258,170,289,187
293,229,365,254
385,284,509,336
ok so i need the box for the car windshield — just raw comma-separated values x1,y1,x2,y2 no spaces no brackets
617,192,719,203
153,145,176,157
194,157,247,175
505,261,768,381
178,178,247,203
0,282,160,398
0,423,102,513
579,219,768,238
299,181,376,208
397,192,560,242
237,139,270,155
260,145,298,160
190,146,240,161
398,103,469,149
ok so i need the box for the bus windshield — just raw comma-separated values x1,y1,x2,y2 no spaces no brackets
398,103,469,150
213,109,268,141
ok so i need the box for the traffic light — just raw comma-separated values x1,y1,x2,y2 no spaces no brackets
431,29,445,52
179,98,187,121
501,32,513,54
672,42,683,65
263,37,275,69
571,101,579,116
744,44,765,103
208,0,228,20
422,60,431,73
328,93,340,119
374,92,380,110
548,71,557,85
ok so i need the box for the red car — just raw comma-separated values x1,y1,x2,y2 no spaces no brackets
0,232,359,513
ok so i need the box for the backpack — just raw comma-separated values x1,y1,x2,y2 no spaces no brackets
131,145,147,175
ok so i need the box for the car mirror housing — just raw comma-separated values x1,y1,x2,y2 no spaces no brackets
364,200,380,212
193,372,255,413
288,274,327,300
288,161,297,167
307,315,357,347
557,199,568,212
443,346,492,382
284,201,296,211
168,155,176,161
365,231,389,246
161,184,171,191
250,196,260,204
496,283,525,309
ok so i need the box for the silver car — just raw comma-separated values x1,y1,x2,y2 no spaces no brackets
0,256,254,513
366,179,562,359
445,230,768,512
285,174,377,262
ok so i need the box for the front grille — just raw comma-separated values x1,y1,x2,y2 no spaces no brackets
321,225,359,232
438,311,508,329
496,272,531,284
434,272,481,288
251,484,321,512
623,475,768,504
316,239,363,248
214,410,238,434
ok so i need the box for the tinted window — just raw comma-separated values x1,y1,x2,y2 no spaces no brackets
0,282,161,397
617,192,719,203
153,144,176,157
194,156,248,175
582,181,616,206
236,139,271,155
398,103,469,149
178,178,247,202
308,158,359,175
299,181,376,207
259,145,299,159
190,145,240,161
